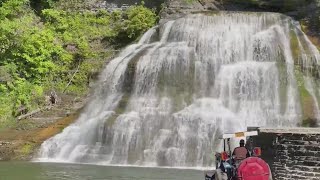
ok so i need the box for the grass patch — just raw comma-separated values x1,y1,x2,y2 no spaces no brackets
185,0,196,4
21,143,34,155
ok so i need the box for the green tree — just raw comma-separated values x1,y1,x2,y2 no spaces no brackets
111,4,157,45
124,5,157,39
0,0,157,126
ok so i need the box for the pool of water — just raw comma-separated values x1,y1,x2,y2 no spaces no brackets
0,162,205,180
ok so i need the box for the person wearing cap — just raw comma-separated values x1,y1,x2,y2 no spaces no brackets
232,139,250,161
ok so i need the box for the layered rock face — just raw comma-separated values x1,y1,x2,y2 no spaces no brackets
225,0,320,40
160,0,221,21
161,0,320,38
105,0,165,9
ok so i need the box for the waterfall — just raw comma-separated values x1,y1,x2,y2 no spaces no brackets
37,12,320,167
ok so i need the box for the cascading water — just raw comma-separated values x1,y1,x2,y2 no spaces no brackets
37,12,320,167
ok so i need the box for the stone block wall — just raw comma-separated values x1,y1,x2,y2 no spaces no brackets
270,133,320,180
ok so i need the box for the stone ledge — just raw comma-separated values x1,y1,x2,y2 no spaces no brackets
259,128,320,134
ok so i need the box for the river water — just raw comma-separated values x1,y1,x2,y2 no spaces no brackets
0,162,203,180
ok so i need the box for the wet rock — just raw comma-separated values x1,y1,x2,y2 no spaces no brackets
0,141,12,146
159,0,226,23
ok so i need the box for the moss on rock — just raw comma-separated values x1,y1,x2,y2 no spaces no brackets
294,67,318,127
289,29,301,65
276,60,288,115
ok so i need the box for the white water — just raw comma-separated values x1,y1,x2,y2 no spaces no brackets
37,12,320,167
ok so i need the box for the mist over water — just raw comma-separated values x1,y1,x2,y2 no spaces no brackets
37,12,320,167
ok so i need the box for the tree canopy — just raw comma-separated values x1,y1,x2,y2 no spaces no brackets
0,0,157,127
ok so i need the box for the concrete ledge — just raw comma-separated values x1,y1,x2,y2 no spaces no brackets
259,128,320,134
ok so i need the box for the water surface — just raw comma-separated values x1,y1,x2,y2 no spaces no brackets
0,162,204,180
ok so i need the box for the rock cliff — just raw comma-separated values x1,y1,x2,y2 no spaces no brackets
160,0,320,40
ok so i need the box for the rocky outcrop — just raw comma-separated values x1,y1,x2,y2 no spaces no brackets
160,0,223,22
222,0,312,12
160,0,320,38
0,93,86,161
223,0,320,41
106,0,166,9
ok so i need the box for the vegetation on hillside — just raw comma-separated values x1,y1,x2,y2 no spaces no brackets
0,0,157,128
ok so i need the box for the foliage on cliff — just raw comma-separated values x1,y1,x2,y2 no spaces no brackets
0,0,157,127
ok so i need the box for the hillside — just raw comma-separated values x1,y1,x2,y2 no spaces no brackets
0,0,157,160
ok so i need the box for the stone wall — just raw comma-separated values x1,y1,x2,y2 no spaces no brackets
272,133,320,180
256,128,320,180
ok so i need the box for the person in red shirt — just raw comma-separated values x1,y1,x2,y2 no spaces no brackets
232,139,250,161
